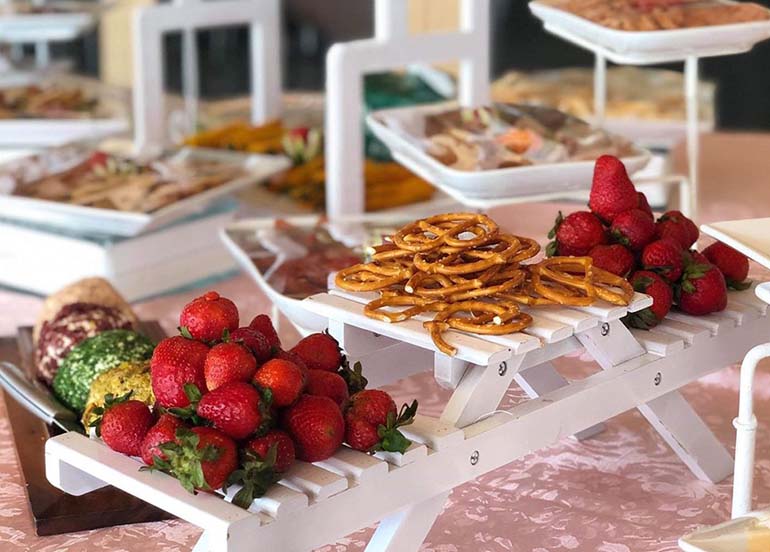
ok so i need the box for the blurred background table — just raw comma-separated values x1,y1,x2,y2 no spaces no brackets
2,131,770,551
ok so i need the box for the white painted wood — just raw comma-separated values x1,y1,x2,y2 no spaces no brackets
304,294,512,367
231,482,308,517
628,292,654,313
133,0,281,152
279,462,348,502
638,391,734,483
630,328,685,356
348,342,434,390
401,415,465,452
375,442,428,467
328,319,399,356
315,446,389,486
667,311,736,336
325,0,490,217
730,288,769,316
365,490,450,552
576,320,646,369
434,355,470,390
441,354,525,428
572,302,629,322
521,314,573,344
721,301,760,326
514,362,606,441
528,305,598,333
650,319,710,346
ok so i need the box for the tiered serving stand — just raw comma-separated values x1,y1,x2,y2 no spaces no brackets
529,0,770,218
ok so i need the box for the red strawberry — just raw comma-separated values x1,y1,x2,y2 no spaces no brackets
546,211,606,257
655,219,691,250
96,397,154,457
282,395,344,462
611,209,655,251
679,263,728,315
140,413,186,466
150,427,237,492
179,291,239,342
249,314,281,349
702,242,751,290
637,191,654,220
204,342,257,391
589,155,638,224
246,430,295,473
252,359,305,407
197,382,264,440
290,333,343,372
688,250,709,266
659,211,699,248
625,271,673,329
305,369,349,408
230,327,272,363
642,239,684,283
151,336,209,408
345,390,417,453
588,244,636,277
274,349,309,373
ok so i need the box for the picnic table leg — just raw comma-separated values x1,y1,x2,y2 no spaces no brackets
578,320,733,483
514,362,606,441
365,491,451,552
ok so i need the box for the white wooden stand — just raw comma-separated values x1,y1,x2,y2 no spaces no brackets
132,0,282,153
44,283,770,551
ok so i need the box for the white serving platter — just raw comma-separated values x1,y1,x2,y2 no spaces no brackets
366,102,651,208
701,218,770,273
529,0,770,64
0,1,100,42
0,147,290,237
0,118,128,147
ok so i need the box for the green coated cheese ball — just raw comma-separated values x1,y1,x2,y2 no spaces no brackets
53,329,155,413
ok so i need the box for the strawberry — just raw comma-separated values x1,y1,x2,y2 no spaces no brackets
589,155,638,224
149,427,237,492
305,369,349,408
658,211,699,248
679,262,728,315
92,395,154,457
151,336,209,408
642,239,684,283
610,209,655,251
345,390,417,453
290,332,342,372
140,413,186,466
274,349,309,373
655,219,691,250
702,241,751,290
625,271,673,329
197,382,264,440
687,250,709,266
588,244,636,277
546,211,606,257
204,342,257,391
245,430,295,473
252,359,305,407
249,314,281,350
230,327,272,363
637,191,654,220
282,395,344,462
179,291,239,343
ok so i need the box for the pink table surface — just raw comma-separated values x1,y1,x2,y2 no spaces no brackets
2,133,770,551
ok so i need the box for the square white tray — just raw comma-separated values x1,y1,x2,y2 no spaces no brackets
529,0,770,64
0,147,291,237
701,218,770,272
366,102,651,208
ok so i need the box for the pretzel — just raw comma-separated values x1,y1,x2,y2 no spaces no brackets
334,213,632,357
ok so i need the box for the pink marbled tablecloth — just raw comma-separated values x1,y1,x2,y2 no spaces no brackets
2,133,770,551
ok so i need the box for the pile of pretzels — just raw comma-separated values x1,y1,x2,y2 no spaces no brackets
335,213,633,356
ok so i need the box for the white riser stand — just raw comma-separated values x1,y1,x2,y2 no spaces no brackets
132,0,282,153
45,285,770,552
325,0,490,218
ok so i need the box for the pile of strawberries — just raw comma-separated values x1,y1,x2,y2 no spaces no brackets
91,291,418,508
548,155,751,328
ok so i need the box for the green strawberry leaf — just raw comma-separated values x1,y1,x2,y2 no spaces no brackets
179,326,194,340
727,278,752,291
632,276,654,293
547,211,564,240
622,308,660,330
227,447,281,509
611,229,630,247
339,360,368,395
374,400,418,454
545,241,558,258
